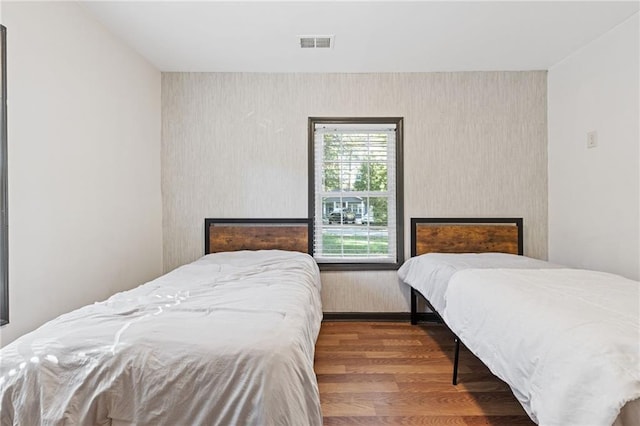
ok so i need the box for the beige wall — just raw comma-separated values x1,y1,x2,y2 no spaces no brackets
0,2,163,345
162,72,548,312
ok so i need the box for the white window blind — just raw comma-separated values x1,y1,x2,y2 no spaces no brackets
313,122,398,264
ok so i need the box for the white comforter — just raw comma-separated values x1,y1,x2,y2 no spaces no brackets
0,250,323,426
398,253,558,313
444,268,640,426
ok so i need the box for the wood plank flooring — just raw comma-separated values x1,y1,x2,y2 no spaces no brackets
315,321,535,426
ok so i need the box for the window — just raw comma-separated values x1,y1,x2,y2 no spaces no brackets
1,25,7,325
308,117,404,270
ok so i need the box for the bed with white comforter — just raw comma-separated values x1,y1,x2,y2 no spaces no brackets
444,268,640,426
399,251,640,425
0,250,323,426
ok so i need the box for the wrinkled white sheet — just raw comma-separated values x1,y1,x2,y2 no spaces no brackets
444,268,640,426
0,250,323,426
397,253,558,313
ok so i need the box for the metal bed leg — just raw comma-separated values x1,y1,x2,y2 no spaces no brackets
410,288,417,325
452,337,460,385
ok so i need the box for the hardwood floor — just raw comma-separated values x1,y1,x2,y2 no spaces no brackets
315,321,535,426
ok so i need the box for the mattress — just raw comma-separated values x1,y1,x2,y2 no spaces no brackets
444,268,640,426
0,250,323,426
397,252,558,314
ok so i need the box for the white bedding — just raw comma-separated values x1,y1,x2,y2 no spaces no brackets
443,268,640,426
0,250,323,426
397,253,557,313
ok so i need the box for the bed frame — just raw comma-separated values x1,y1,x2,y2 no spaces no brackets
204,218,311,255
409,217,523,384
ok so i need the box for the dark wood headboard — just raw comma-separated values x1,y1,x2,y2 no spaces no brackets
204,218,311,255
411,218,523,257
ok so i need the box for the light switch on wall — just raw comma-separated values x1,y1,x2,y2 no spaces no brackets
587,131,598,149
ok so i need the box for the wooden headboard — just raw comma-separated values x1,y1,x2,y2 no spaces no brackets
411,218,523,257
204,218,311,255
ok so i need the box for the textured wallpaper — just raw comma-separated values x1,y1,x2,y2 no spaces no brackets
162,72,548,312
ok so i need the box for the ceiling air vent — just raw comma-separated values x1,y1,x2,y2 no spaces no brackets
299,35,334,49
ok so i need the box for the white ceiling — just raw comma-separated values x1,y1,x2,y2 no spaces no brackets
80,1,640,73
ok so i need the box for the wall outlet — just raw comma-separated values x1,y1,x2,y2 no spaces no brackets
587,131,598,149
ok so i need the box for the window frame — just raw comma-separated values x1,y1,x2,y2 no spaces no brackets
308,117,404,271
0,25,8,326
